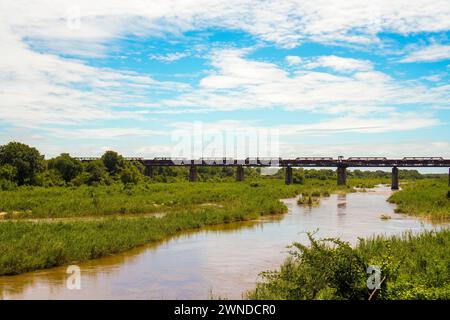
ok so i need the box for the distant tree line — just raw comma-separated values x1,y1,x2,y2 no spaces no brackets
0,142,260,189
0,141,437,190
273,167,431,184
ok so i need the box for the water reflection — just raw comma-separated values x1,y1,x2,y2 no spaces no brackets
0,186,446,300
337,194,347,216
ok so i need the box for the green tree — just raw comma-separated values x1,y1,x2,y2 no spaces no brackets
0,164,17,181
120,164,142,185
0,142,44,185
0,164,18,190
85,160,109,185
101,151,125,176
48,153,82,182
35,169,65,187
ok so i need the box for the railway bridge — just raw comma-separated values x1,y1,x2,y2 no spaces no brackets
76,156,450,190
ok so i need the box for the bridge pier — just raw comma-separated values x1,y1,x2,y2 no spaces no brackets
285,166,293,185
337,166,347,186
391,166,399,190
236,165,244,181
144,166,153,177
189,165,198,182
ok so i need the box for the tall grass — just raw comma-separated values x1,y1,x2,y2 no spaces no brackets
0,178,373,219
0,179,345,275
0,178,404,275
388,178,450,220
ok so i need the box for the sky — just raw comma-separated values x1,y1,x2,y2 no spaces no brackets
0,0,449,163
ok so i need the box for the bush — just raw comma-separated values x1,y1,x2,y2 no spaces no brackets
0,178,17,191
250,233,367,300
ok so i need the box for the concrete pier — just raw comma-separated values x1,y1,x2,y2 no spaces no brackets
189,165,198,182
285,166,293,185
337,166,347,186
236,165,244,181
391,166,399,190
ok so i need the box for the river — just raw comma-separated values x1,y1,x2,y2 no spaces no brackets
0,186,445,299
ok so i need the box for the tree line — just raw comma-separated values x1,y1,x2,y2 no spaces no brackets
0,141,433,190
0,142,259,189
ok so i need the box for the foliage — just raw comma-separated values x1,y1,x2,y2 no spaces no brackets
249,233,368,300
101,151,125,176
0,164,17,181
0,142,44,185
85,160,111,186
0,180,301,275
35,169,65,187
249,230,450,300
388,178,450,220
47,153,82,182
120,163,142,185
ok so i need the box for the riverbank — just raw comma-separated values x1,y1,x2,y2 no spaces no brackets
1,184,441,299
249,228,450,300
249,178,450,300
0,179,370,276
388,178,450,221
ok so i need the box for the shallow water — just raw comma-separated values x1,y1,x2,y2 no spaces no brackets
0,186,445,300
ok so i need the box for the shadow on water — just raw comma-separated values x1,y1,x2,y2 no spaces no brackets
0,186,447,300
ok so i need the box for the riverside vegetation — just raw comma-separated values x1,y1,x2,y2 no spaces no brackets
0,179,375,276
249,229,450,300
250,176,450,300
0,141,449,300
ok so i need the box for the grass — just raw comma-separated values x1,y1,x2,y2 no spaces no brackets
0,177,441,277
248,229,450,300
0,178,377,220
388,178,450,221
0,178,366,275
297,196,321,206
249,178,450,300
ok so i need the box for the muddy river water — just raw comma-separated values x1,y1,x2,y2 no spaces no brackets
0,186,445,299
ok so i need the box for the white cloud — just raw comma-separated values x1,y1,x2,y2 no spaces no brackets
159,49,450,113
46,128,165,139
279,141,450,158
277,113,439,135
2,0,450,57
305,55,373,73
0,0,449,158
400,44,450,63
286,56,302,65
0,25,189,127
149,52,188,62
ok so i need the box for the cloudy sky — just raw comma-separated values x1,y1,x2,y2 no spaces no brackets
0,0,449,160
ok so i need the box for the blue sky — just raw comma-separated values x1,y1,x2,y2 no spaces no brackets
0,0,449,164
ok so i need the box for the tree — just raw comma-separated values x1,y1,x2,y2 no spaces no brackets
120,164,142,185
101,151,125,176
85,160,109,185
35,169,65,187
0,164,17,181
48,153,82,182
0,164,18,190
0,142,44,185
